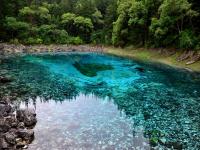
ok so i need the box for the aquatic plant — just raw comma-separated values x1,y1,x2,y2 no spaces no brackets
73,62,113,77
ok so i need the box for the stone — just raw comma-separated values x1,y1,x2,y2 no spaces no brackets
16,109,37,127
143,111,151,120
135,67,145,73
0,137,9,149
22,145,28,149
5,131,17,145
0,118,11,133
16,129,34,143
159,138,167,145
165,141,183,150
0,103,12,117
16,138,28,149
5,115,18,128
0,76,12,84
18,122,25,129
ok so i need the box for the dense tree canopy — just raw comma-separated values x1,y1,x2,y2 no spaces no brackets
0,0,199,49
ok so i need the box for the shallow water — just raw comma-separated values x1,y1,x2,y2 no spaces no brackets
1,52,200,149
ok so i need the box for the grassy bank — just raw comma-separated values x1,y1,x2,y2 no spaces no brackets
105,47,200,72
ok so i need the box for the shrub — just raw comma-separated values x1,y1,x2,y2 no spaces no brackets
68,37,83,45
179,30,198,49
38,25,69,44
24,37,43,45
53,29,69,44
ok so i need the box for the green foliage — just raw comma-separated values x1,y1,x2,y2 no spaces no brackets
37,25,69,44
68,37,83,45
150,0,199,47
112,0,131,46
74,0,96,17
91,30,111,44
5,17,30,31
128,0,148,26
61,13,76,24
179,30,198,49
0,0,199,49
19,5,51,24
25,37,43,45
61,13,93,42
5,17,30,40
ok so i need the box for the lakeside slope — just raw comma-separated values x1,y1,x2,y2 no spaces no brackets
105,47,200,72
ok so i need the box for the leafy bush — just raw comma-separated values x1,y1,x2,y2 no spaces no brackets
5,17,30,30
38,24,69,44
5,17,30,40
53,29,69,44
68,37,83,45
24,37,43,45
179,30,198,49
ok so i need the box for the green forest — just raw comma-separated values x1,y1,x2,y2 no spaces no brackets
0,0,200,50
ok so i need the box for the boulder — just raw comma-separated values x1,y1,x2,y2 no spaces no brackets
135,67,145,73
0,118,11,133
4,115,18,128
16,129,34,143
0,76,12,84
165,141,183,150
16,109,37,127
0,137,9,149
5,131,17,145
0,103,12,117
17,122,25,129
16,138,28,149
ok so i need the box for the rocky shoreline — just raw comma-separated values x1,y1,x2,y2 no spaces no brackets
0,43,104,55
0,96,37,149
0,72,37,149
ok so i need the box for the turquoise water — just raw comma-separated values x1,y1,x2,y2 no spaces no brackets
0,52,200,149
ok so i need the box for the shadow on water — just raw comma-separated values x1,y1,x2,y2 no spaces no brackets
1,52,200,149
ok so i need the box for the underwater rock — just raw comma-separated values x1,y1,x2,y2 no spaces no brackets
85,81,107,87
0,97,36,149
0,103,12,117
158,138,167,145
149,137,158,147
5,131,17,145
16,129,34,142
17,122,25,129
16,109,37,127
0,76,12,84
16,138,29,149
135,67,145,73
165,141,183,150
0,137,9,149
143,111,151,120
4,115,19,128
0,118,11,133
73,62,113,77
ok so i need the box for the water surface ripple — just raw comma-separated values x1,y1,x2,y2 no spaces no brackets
0,52,200,149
